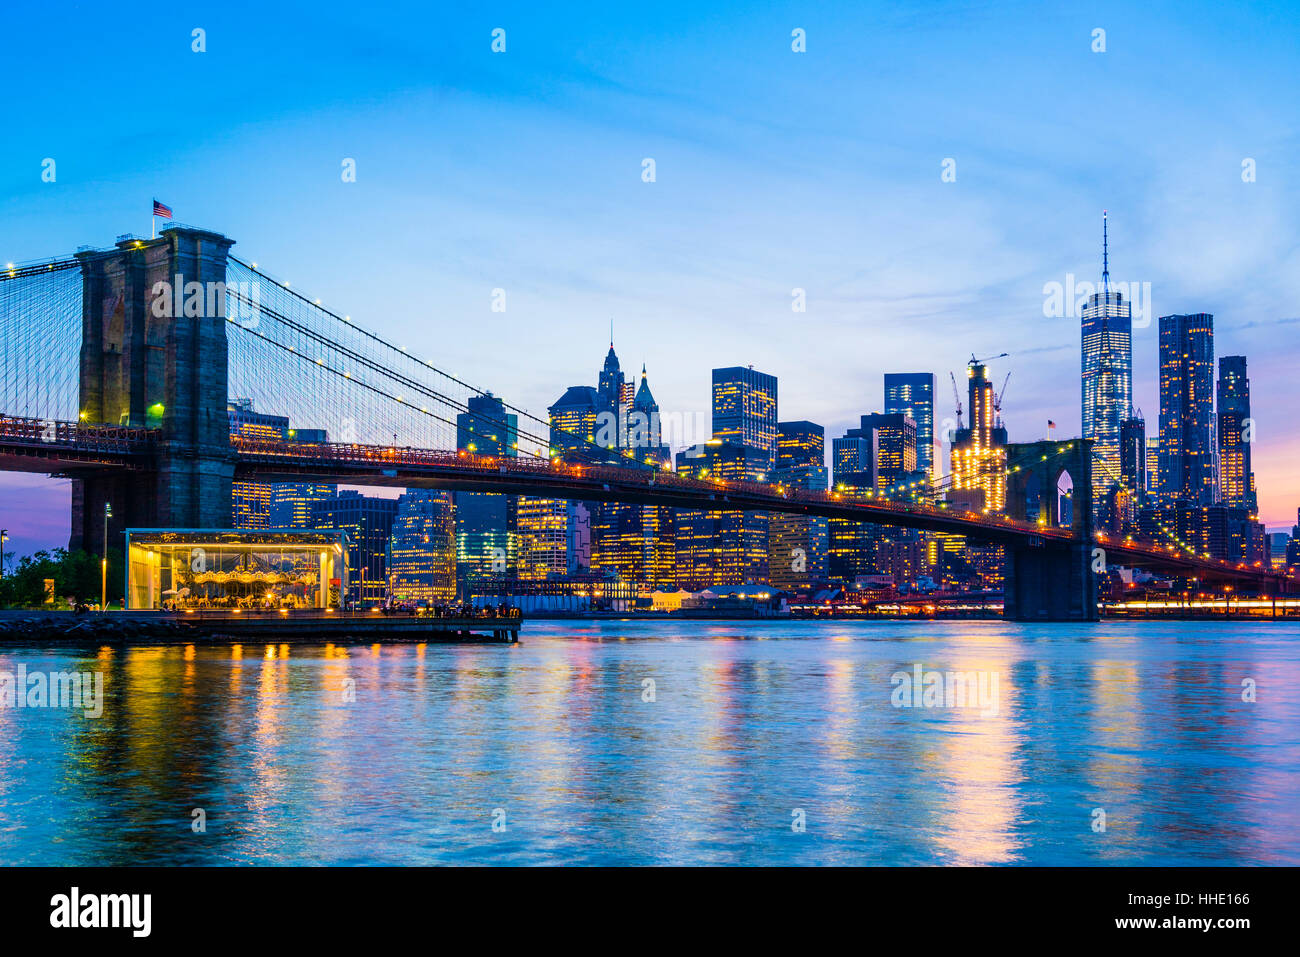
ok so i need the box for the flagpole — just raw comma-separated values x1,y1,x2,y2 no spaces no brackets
151,214,156,240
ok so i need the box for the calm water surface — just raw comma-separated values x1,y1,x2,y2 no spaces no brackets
1,620,1298,865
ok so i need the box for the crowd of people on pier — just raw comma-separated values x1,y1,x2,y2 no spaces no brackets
377,600,519,619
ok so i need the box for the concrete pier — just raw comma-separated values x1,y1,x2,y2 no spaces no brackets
0,609,521,644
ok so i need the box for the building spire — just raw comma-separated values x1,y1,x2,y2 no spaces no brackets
1102,209,1110,295
610,317,614,348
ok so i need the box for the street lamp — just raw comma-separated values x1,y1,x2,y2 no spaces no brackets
0,528,8,588
102,503,112,612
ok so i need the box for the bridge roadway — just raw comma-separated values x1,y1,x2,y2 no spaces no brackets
0,415,158,472
0,418,1291,591
231,436,1293,589
232,435,1078,544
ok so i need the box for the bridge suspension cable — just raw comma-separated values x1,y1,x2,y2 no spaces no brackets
224,257,661,468
0,258,82,422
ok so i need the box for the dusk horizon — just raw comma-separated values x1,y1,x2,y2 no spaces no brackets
4,1,1299,558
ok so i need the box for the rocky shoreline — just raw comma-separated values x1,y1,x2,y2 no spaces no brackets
0,613,199,643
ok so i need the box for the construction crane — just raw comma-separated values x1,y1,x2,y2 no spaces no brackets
949,371,964,432
994,372,1011,428
968,352,1009,367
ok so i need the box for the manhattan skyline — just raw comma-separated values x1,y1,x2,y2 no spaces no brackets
2,0,1298,557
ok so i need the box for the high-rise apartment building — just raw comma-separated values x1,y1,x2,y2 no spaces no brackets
1157,313,1215,505
1216,355,1256,512
1146,436,1160,496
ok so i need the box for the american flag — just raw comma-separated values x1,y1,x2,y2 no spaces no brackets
152,200,172,219
1048,420,1057,429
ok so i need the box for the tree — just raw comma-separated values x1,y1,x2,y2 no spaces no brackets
0,548,121,608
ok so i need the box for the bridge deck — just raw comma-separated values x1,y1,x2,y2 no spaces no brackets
0,415,1292,590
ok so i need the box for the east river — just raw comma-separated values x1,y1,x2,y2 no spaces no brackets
1,619,1296,865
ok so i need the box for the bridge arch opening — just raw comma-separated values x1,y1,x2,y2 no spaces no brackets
1056,470,1074,530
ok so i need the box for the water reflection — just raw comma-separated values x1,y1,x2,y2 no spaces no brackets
0,620,1297,865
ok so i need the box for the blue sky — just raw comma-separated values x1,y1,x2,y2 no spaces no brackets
2,0,1299,554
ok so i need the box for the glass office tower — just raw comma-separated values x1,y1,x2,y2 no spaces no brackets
711,366,778,470
884,373,936,479
1081,213,1132,524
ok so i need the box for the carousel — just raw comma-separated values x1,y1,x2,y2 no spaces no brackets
125,528,349,610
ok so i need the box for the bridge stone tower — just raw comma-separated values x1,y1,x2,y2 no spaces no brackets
70,227,236,557
1001,438,1099,621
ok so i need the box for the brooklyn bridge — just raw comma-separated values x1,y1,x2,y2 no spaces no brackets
2,226,1294,620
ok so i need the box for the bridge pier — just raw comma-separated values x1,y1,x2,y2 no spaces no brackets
70,228,236,558
1002,539,1098,622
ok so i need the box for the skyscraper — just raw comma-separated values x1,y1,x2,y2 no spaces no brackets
769,467,829,590
548,386,602,456
591,364,675,588
884,373,936,478
228,399,289,529
778,421,825,470
516,496,570,580
857,413,918,494
270,482,338,528
832,432,876,489
1119,414,1147,495
711,366,778,470
456,393,519,589
457,392,518,455
1115,413,1147,532
1146,436,1160,496
673,442,770,588
828,426,880,582
1288,510,1300,573
1157,313,1215,505
598,341,627,420
310,490,400,604
1081,212,1133,524
1217,355,1256,512
387,490,457,603
770,422,828,588
949,360,1007,511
